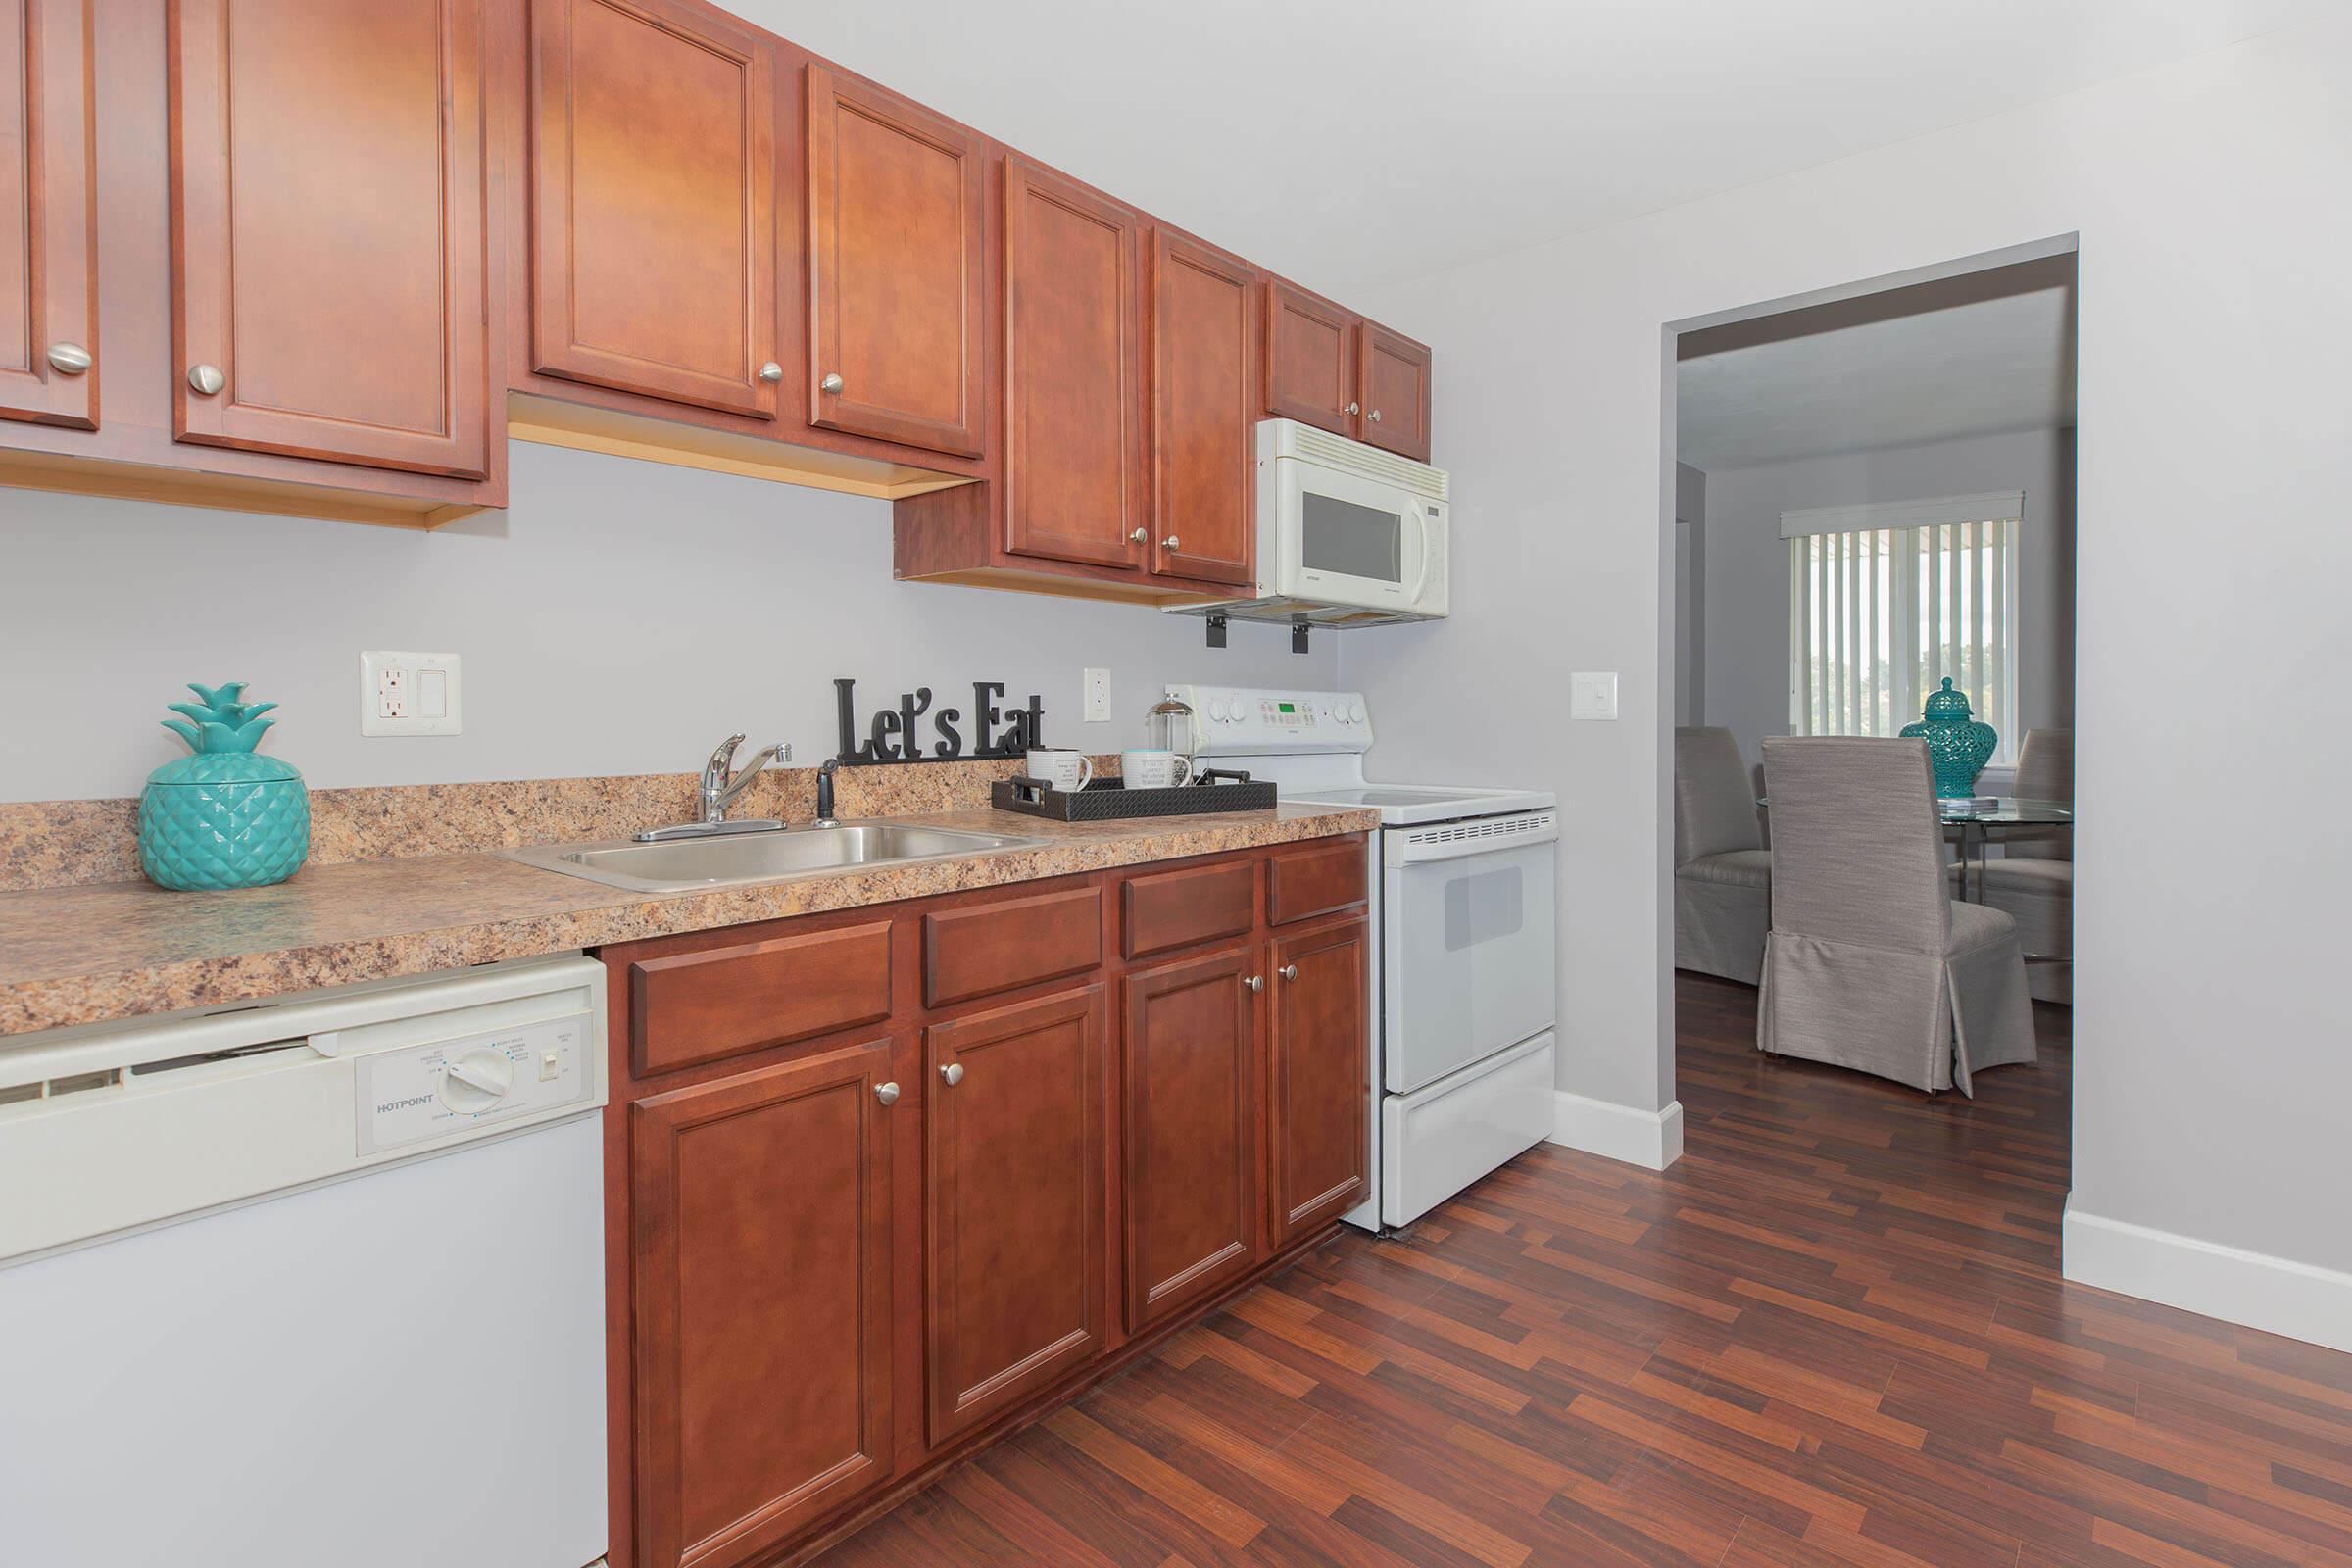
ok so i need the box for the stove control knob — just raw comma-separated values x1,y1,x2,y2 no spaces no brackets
1347,701,1365,722
1207,699,1228,722
439,1046,514,1114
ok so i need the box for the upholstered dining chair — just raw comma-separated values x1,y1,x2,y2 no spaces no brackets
1980,727,2073,1004
1674,726,1770,984
1759,736,2037,1095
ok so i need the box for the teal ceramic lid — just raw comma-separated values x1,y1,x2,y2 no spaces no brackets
1923,676,1973,720
146,751,303,787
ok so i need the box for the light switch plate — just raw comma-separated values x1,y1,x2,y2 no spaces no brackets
1569,671,1618,721
360,651,463,736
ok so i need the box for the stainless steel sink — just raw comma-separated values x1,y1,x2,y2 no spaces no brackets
503,822,1045,894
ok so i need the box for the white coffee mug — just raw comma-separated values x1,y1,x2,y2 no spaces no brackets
1120,749,1185,790
1025,749,1094,792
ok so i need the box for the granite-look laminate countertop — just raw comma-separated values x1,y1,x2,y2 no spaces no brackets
0,805,1378,1037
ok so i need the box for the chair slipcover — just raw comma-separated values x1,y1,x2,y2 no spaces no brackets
1674,727,1769,985
1758,737,2037,1095
1984,727,2073,1003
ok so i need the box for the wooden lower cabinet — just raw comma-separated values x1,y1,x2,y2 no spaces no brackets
1121,946,1261,1330
604,838,1368,1567
1267,917,1372,1245
924,983,1107,1445
628,1039,898,1568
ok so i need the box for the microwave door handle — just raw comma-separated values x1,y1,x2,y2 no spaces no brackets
1404,508,1433,604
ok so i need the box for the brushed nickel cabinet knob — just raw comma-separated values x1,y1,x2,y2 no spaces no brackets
1368,409,1383,423
188,363,226,397
760,361,784,383
47,343,91,375
1245,975,1264,993
940,1062,964,1087
1279,964,1298,981
874,1081,901,1106
1345,401,1360,416
1128,527,1149,545
1161,535,1180,551
819,371,845,395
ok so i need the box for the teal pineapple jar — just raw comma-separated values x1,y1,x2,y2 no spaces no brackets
1900,678,1999,800
138,682,311,891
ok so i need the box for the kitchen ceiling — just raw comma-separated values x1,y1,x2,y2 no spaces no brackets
749,0,2309,296
1676,254,2077,469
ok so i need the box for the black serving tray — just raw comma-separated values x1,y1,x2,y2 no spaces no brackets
992,769,1275,822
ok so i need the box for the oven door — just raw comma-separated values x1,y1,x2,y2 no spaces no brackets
1268,456,1436,612
1381,811,1559,1095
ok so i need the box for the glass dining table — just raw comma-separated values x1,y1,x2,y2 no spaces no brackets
1754,795,2075,904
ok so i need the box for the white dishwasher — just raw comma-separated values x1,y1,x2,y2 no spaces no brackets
0,954,611,1568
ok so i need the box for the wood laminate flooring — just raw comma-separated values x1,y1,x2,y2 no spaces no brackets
812,975,2352,1567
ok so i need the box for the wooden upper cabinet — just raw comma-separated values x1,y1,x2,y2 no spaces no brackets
0,0,96,431
1262,279,1354,436
1267,917,1370,1247
529,0,778,418
1002,159,1141,570
924,984,1105,1446
168,0,491,478
1148,231,1256,587
806,65,984,458
629,1040,898,1568
1358,321,1432,462
1121,947,1261,1331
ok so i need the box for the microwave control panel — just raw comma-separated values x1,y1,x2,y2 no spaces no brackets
1168,687,1373,755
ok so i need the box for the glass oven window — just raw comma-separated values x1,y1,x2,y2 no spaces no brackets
1301,494,1404,583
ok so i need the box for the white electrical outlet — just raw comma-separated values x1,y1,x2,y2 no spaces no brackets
360,651,463,736
1083,667,1111,723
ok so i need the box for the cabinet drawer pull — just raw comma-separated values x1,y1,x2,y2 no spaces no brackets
1245,975,1264,993
874,1081,901,1106
188,363,226,397
47,343,91,375
1278,964,1298,982
940,1062,964,1087
819,371,845,395
760,361,784,384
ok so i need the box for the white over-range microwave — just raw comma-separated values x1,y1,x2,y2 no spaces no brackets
1248,418,1449,624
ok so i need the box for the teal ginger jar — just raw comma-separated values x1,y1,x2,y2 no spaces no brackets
138,681,311,891
1900,677,1999,800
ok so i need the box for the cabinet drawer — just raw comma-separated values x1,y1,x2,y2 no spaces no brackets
924,886,1102,1007
630,920,893,1075
1121,859,1255,959
1267,839,1366,926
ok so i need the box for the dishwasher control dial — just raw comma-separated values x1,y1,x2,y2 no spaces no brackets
439,1046,514,1114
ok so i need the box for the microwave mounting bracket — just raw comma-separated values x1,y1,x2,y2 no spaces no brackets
1205,612,1228,650
1292,622,1311,655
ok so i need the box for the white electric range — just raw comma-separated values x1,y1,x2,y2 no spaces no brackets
1169,685,1559,1230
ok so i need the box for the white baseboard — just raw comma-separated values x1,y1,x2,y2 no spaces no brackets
2063,1202,2352,1354
1548,1092,1685,1171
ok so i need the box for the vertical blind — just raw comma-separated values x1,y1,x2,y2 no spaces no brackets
1784,494,2022,764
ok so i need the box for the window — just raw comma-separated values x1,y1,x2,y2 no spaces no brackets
1784,492,2022,764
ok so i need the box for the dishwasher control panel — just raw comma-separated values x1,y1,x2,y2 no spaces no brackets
357,1014,593,1153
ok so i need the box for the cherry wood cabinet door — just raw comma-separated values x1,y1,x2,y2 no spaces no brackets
0,0,95,430
629,1040,899,1568
805,64,984,458
924,983,1105,1445
529,0,777,417
1261,278,1354,436
1267,917,1370,1247
1121,946,1261,1331
1002,158,1141,570
1357,321,1432,462
168,0,491,478
1148,230,1256,587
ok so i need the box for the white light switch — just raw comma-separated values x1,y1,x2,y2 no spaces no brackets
1569,671,1618,721
361,651,463,737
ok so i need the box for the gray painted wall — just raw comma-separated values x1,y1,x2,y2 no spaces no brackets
1342,11,2352,1293
1693,426,2075,767
0,441,1333,803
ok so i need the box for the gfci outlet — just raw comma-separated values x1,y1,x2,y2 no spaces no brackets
1083,667,1111,723
360,651,463,737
